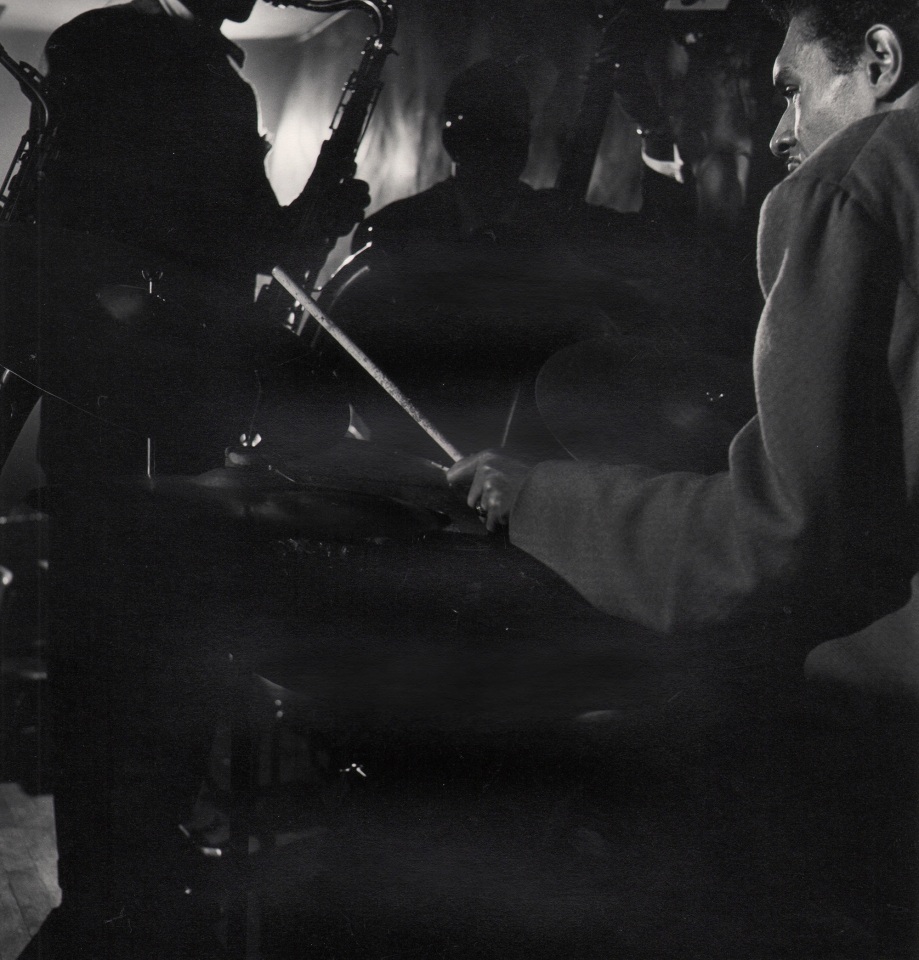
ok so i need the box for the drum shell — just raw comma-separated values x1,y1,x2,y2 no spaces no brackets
254,528,658,733
48,465,657,736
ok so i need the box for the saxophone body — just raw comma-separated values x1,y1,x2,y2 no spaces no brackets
0,42,54,225
267,0,398,290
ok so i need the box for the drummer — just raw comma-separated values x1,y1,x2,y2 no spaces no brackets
31,1,368,957
450,2,919,950
450,0,918,643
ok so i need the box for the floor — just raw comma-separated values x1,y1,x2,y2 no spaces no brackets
0,689,915,959
0,512,57,959
0,783,59,960
0,511,914,958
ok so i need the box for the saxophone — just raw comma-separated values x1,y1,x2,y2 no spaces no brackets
0,43,53,461
265,0,397,292
0,41,53,224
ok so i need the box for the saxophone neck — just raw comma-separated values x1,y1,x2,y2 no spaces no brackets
273,0,399,291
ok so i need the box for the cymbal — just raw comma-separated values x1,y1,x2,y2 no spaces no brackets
536,337,756,473
317,242,620,377
139,466,448,541
0,223,246,330
0,224,352,457
275,438,487,535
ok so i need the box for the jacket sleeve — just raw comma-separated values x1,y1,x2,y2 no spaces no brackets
509,174,914,641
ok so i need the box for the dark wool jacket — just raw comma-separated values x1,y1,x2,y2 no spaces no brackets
42,2,291,288
510,103,919,645
35,3,301,479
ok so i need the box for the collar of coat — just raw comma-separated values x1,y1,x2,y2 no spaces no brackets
129,0,245,67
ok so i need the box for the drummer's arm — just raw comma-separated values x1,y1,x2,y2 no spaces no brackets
455,177,915,640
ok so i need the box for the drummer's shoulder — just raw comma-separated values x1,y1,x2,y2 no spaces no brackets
763,109,919,231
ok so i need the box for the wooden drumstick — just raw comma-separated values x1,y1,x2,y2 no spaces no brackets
272,267,465,464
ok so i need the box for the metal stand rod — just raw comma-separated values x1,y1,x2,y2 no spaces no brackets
227,651,255,960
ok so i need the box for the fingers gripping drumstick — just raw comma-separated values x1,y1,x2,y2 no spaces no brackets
272,267,465,464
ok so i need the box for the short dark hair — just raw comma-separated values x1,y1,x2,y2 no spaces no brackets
764,0,919,71
443,60,530,127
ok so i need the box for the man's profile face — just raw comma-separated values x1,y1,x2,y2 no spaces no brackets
770,15,878,171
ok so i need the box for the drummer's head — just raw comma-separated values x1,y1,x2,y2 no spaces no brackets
182,0,258,25
442,60,532,185
767,0,919,171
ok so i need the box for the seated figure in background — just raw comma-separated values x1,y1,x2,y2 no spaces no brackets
328,59,643,460
353,59,542,250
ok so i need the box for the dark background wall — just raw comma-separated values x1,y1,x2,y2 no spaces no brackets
0,1,785,281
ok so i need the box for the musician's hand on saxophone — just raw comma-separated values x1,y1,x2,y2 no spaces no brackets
287,174,372,251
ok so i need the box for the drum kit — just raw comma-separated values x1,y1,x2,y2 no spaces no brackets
0,223,761,960
0,223,757,726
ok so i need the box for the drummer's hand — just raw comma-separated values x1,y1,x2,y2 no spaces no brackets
447,450,531,533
